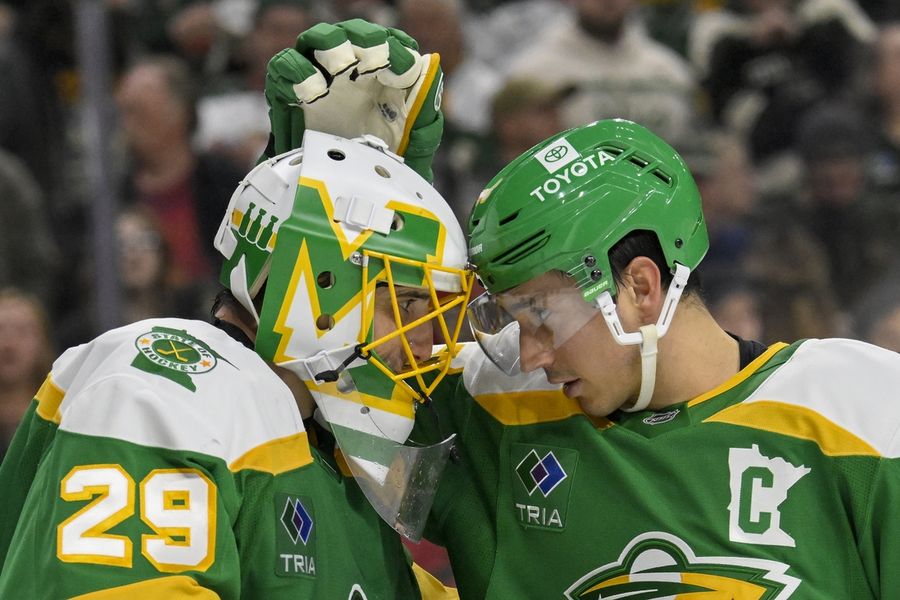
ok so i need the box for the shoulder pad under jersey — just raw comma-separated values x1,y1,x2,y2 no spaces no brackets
41,318,306,470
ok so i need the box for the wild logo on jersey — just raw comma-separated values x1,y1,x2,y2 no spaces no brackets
275,493,317,577
511,444,578,531
564,532,801,599
132,326,225,392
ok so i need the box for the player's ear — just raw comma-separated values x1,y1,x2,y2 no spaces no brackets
620,256,664,323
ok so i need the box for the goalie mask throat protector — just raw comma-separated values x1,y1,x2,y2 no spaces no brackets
214,131,474,539
467,119,707,412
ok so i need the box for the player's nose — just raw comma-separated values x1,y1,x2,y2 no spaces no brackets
518,328,554,373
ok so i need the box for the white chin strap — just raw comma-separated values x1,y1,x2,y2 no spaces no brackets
594,264,691,413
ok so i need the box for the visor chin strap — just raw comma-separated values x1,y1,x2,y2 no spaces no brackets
626,324,658,412
595,264,690,413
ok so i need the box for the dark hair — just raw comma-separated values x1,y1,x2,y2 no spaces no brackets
608,230,703,300
209,282,266,324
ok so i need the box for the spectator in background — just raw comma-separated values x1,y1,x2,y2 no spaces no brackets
115,55,245,287
196,0,312,169
702,0,875,164
742,218,846,341
0,1,130,330
116,207,212,325
489,79,567,167
708,283,765,342
793,102,899,305
679,130,758,298
435,78,566,226
0,288,53,460
397,0,501,223
312,0,396,25
0,149,60,303
464,0,570,73
505,0,697,143
854,279,900,352
397,0,501,138
57,207,215,349
869,23,900,192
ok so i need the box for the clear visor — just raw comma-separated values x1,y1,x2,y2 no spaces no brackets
328,421,455,541
467,286,603,375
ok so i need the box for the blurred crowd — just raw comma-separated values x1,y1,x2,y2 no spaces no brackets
0,0,898,451
2,0,900,583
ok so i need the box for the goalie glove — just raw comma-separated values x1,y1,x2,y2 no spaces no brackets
264,18,444,182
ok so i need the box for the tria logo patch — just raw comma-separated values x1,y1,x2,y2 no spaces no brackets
516,449,567,497
565,532,800,599
281,497,314,545
132,327,224,392
275,493,317,578
511,444,577,532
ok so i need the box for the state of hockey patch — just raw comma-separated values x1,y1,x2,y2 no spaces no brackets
131,326,223,392
274,493,317,578
511,443,578,532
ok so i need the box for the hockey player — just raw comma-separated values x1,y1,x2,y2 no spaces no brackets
245,19,900,596
0,23,470,599
416,119,900,598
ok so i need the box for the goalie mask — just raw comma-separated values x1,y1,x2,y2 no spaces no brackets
214,130,473,539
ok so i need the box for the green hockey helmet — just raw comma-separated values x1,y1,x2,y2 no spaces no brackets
467,119,708,412
468,118,707,300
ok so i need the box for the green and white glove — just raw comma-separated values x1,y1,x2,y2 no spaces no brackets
264,19,444,182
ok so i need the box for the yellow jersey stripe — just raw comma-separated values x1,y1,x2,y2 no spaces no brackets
475,389,602,426
229,431,314,474
704,400,881,457
688,342,789,407
69,576,220,599
35,374,65,424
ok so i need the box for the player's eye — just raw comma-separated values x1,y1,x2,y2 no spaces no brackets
527,300,551,326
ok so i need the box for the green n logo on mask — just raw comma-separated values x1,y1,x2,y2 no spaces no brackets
256,176,445,366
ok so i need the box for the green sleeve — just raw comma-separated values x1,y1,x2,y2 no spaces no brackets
859,455,900,595
0,420,243,598
0,401,56,568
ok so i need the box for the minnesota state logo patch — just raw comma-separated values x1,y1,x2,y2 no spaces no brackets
565,532,800,599
132,326,223,391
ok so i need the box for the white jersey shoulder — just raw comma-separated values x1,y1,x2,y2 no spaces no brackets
745,338,900,457
49,318,303,464
451,342,560,398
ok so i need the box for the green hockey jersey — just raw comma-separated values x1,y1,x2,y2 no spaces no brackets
418,338,900,598
0,318,433,599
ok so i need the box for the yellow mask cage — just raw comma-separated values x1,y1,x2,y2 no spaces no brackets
359,248,475,400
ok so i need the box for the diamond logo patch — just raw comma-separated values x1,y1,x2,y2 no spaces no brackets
281,496,313,545
516,449,568,497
